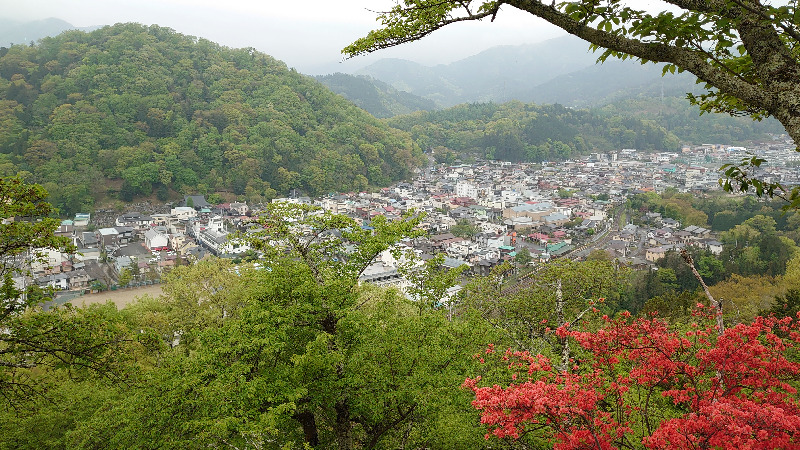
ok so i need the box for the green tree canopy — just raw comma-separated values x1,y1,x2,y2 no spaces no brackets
449,218,479,238
0,24,424,210
57,204,500,449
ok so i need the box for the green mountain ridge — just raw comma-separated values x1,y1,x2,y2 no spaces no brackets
348,36,783,143
387,102,682,162
314,73,436,118
0,23,423,215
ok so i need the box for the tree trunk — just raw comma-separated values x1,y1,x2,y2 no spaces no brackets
680,249,724,335
335,400,353,450
554,279,571,372
293,411,319,447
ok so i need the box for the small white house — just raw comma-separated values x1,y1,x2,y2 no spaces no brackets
171,206,198,221
144,229,170,252
705,240,724,256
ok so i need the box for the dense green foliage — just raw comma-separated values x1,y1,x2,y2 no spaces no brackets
0,204,505,449
0,24,423,214
629,190,800,236
595,95,785,145
628,190,711,228
315,73,436,119
388,101,680,162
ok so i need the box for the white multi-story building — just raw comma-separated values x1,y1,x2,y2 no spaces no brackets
29,248,69,275
195,216,250,256
455,181,479,199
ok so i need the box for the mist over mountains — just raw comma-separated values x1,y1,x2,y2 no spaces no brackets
348,35,701,108
0,17,99,47
320,35,782,142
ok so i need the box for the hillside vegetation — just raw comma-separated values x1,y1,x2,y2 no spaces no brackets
353,35,782,144
593,95,786,144
0,24,422,214
315,73,436,118
388,101,681,162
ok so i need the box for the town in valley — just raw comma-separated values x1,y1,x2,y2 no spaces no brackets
23,137,799,305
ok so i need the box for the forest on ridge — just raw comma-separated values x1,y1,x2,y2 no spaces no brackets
0,23,758,216
0,23,423,214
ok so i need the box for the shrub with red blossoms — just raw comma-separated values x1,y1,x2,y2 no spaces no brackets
464,306,800,449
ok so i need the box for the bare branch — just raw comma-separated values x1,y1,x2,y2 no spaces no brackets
680,249,724,335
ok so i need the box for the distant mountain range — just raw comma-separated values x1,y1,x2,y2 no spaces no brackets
349,35,701,108
320,35,783,142
0,18,99,47
516,59,699,108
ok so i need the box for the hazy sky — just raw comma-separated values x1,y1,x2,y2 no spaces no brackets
2,0,572,74
3,1,676,74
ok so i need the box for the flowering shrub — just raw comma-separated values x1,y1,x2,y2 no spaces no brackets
464,306,800,449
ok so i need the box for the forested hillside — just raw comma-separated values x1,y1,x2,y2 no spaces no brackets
315,73,436,118
0,24,423,214
593,96,786,144
388,101,680,162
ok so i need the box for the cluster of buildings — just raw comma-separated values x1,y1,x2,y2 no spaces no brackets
14,138,799,297
14,197,253,294
276,148,749,290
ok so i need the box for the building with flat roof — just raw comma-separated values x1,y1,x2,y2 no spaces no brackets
503,202,554,220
